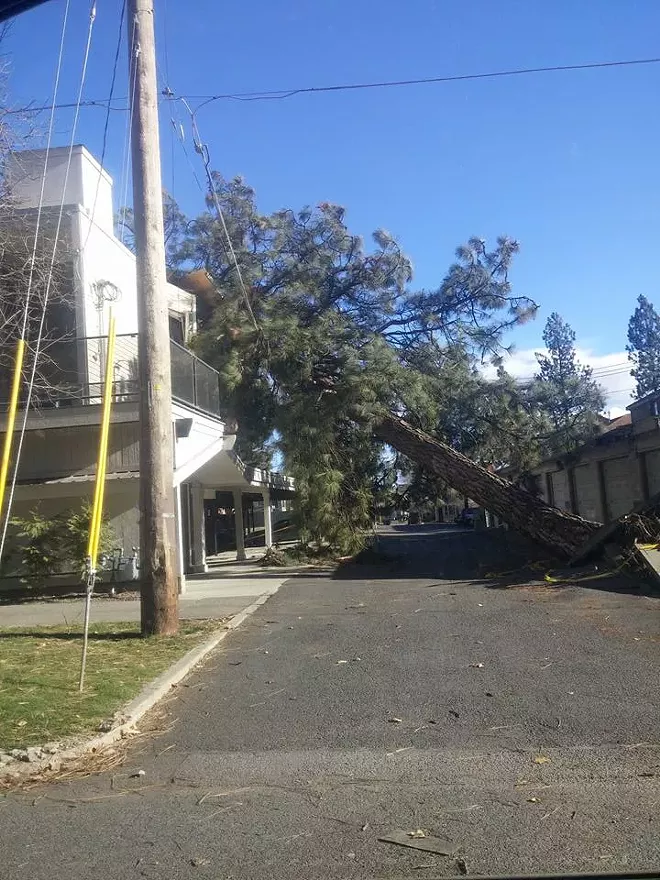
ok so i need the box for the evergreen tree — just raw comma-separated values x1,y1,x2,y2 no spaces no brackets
532,312,604,455
161,180,541,552
626,294,660,398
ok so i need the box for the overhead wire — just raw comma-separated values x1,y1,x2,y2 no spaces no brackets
189,56,660,110
6,54,660,115
164,91,260,333
0,0,71,544
160,0,175,196
16,0,71,344
0,0,99,564
118,10,138,245
82,0,126,253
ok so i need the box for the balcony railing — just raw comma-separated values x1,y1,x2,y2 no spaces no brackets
0,333,222,417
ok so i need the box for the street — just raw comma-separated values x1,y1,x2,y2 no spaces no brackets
2,525,660,878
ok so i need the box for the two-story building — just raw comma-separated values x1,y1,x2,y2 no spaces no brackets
0,146,293,588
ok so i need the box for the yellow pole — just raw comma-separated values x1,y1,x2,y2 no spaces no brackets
81,313,117,693
0,338,26,521
87,312,117,568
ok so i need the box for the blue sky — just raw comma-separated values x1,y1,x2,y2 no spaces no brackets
4,0,660,398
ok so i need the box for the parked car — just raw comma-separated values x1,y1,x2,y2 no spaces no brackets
455,509,476,527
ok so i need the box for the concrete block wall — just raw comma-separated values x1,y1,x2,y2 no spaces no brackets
539,448,651,524
573,463,602,522
645,449,660,497
602,456,639,520
549,469,571,511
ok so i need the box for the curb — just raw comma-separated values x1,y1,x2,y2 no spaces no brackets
0,591,275,786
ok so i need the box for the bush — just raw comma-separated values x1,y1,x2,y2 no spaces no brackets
9,502,115,587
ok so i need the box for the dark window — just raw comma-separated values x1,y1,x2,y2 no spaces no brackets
168,314,185,344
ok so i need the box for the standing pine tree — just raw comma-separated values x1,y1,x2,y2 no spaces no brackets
626,294,660,399
532,312,604,455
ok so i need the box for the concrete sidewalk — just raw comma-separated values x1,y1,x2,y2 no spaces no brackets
0,557,299,628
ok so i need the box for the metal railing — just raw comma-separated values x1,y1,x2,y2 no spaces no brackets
0,333,221,417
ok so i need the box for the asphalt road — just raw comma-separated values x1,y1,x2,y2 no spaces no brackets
2,525,660,879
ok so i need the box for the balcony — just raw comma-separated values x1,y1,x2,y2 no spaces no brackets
0,333,222,417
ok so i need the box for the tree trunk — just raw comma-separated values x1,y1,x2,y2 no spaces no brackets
376,414,599,558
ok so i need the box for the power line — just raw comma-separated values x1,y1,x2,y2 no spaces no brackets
166,92,261,333
0,0,98,562
190,56,660,110
82,0,126,251
7,54,660,116
117,11,138,245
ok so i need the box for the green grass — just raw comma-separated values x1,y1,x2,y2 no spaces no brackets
0,620,221,751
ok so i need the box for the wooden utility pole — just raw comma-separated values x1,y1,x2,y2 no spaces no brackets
127,0,179,635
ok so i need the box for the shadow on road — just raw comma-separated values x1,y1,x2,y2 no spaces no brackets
333,525,655,597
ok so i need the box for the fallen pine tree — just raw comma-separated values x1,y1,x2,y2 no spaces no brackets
376,414,601,559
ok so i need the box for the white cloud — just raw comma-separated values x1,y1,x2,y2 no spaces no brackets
482,348,634,416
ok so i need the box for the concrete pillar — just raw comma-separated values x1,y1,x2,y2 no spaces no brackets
262,488,273,548
189,482,207,573
233,489,246,561
174,482,186,593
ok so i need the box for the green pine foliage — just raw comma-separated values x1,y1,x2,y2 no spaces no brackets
163,180,547,553
626,294,660,399
531,312,605,456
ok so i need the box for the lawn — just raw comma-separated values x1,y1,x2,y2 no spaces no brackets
0,620,221,751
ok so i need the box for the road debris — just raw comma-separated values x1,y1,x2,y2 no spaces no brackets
469,663,484,669
388,717,403,723
456,857,469,875
408,829,426,838
130,769,146,778
533,755,551,765
449,710,460,718
337,660,349,665
379,830,456,855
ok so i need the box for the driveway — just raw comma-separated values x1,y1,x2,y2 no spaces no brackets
1,525,660,878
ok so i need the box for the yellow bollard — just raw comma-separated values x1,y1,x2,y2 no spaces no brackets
0,338,26,521
80,312,117,692
87,312,117,569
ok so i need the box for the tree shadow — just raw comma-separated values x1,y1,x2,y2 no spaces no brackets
332,528,659,599
0,630,142,641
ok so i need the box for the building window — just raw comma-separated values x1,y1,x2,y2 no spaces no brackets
169,314,185,344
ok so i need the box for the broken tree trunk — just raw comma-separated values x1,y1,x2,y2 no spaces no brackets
376,414,600,558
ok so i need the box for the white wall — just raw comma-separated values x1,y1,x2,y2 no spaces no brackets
8,145,195,350
7,146,114,233
172,401,226,485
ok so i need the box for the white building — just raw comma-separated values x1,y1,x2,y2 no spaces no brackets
0,146,293,588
